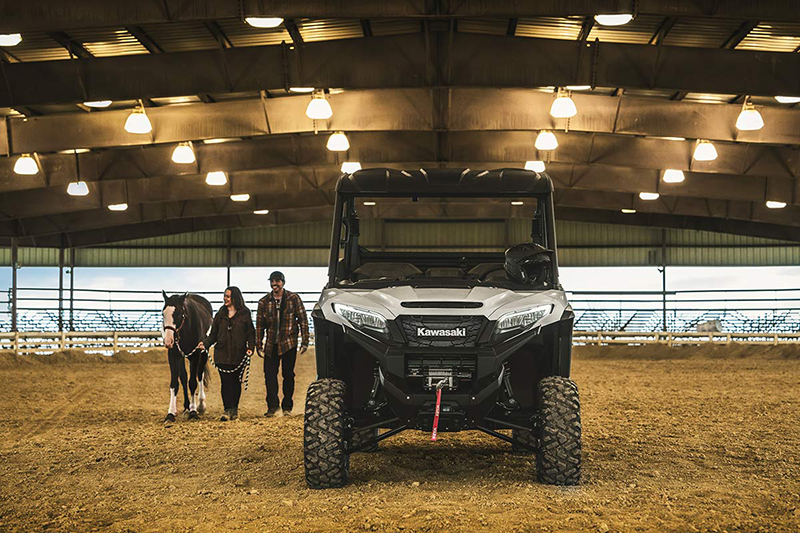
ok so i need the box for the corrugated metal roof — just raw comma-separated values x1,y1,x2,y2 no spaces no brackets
232,222,330,247
662,18,742,48
3,33,71,62
138,21,221,52
68,28,150,57
736,22,800,52
683,92,738,104
370,19,421,37
216,18,291,47
297,19,364,42
458,18,508,36
587,15,664,45
514,17,584,40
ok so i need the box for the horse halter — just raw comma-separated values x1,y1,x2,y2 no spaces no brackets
164,303,187,341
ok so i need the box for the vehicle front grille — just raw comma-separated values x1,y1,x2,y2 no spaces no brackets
397,315,486,347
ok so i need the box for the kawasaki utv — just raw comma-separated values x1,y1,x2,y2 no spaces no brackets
304,168,580,489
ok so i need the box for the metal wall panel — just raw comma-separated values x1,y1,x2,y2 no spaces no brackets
1,220,798,267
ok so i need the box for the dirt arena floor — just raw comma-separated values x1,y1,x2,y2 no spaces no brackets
1,344,799,533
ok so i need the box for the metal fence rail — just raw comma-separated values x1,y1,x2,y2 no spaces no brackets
3,330,798,355
2,286,800,334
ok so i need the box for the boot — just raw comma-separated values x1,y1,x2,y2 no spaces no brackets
230,407,239,421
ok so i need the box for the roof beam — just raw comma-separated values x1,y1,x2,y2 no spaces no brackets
5,88,800,155
46,31,93,59
2,130,799,196
2,1,800,33
1,34,798,108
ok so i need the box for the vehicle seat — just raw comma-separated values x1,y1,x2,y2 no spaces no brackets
468,263,504,279
352,262,422,281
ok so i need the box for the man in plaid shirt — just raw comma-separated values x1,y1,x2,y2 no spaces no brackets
256,271,309,417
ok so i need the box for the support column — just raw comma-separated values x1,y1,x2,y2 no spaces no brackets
11,237,18,332
69,248,75,331
661,228,667,332
58,242,64,332
226,230,232,286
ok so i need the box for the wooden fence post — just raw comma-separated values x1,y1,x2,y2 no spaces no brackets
113,331,118,354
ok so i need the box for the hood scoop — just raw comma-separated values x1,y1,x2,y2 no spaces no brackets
400,301,484,309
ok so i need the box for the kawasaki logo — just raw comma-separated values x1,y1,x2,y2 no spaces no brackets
417,327,466,337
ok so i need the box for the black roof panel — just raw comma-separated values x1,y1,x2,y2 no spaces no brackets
336,168,553,197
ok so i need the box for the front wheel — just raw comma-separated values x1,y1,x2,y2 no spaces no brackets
536,376,582,485
304,379,350,489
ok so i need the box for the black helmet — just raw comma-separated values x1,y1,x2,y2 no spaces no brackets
269,270,285,282
504,243,551,285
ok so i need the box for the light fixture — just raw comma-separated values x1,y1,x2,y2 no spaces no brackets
253,209,270,215
306,91,333,120
648,136,686,142
621,208,637,214
534,130,558,150
662,169,685,183
108,203,128,211
57,148,90,154
124,106,152,134
566,85,591,91
363,201,376,206
13,154,38,175
289,87,315,93
202,138,237,144
205,171,228,186
594,14,634,26
67,181,89,196
550,88,577,119
83,100,112,108
766,200,787,209
524,160,546,172
0,33,22,47
326,131,350,151
171,142,196,164
639,192,660,201
735,99,764,131
244,17,284,28
230,193,251,202
511,201,524,206
341,162,362,173
775,96,800,104
693,140,718,161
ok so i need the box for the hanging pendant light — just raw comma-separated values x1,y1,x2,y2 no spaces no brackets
124,105,152,134
306,91,333,120
83,100,112,108
108,203,128,211
662,169,685,183
289,87,315,93
765,200,786,209
693,140,718,161
205,171,228,186
253,209,270,215
326,131,350,151
67,181,90,196
244,17,284,28
775,96,800,104
171,142,196,164
594,14,634,26
524,161,546,172
735,100,764,131
534,131,558,150
621,208,637,214
639,192,660,201
550,88,577,119
230,193,251,202
0,33,22,46
13,153,39,175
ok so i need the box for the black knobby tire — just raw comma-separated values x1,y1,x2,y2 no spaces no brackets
511,428,536,454
536,376,582,486
351,427,379,453
304,379,350,489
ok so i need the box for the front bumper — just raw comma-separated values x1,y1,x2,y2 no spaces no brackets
313,309,574,431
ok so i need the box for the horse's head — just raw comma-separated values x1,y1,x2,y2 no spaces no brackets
162,291,187,349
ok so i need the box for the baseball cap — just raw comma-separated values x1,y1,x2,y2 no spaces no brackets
269,270,285,282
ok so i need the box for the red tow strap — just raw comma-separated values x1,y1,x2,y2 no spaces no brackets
431,379,447,441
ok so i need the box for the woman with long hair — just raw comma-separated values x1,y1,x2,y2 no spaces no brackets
197,286,255,421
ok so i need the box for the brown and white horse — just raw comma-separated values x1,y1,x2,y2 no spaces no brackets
161,292,213,424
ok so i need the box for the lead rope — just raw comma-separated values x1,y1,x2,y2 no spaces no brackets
207,349,252,391
431,379,447,441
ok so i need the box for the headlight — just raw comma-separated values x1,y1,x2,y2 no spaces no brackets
495,304,553,334
333,303,388,332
